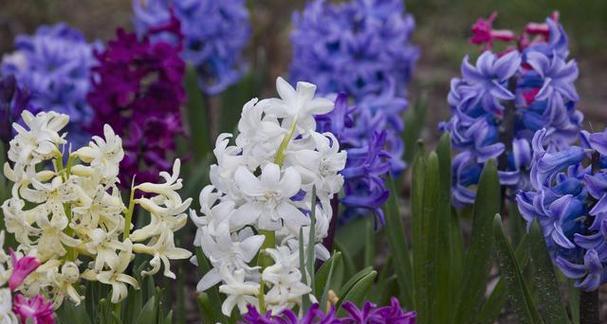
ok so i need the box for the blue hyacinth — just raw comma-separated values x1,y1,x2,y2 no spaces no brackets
291,0,418,224
0,23,98,147
517,129,607,291
440,14,583,207
132,0,250,95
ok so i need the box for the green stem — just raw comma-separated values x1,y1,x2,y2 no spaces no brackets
123,179,137,241
274,120,297,166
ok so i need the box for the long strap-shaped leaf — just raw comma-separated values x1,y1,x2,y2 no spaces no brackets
435,133,453,323
385,175,414,308
454,160,500,323
494,215,544,324
528,221,570,323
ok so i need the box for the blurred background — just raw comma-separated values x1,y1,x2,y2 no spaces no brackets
1,0,605,142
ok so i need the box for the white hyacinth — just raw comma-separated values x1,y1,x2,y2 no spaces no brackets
1,111,192,306
190,78,346,315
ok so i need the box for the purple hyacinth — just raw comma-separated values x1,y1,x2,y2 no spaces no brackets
317,94,391,225
240,298,415,323
291,0,418,172
441,13,583,207
515,128,607,291
292,0,418,224
132,0,250,95
87,18,186,185
1,23,98,147
0,75,34,146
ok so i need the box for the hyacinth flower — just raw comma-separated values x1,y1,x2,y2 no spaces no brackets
0,232,56,323
291,0,418,224
190,78,346,315
515,128,607,291
1,111,192,307
132,0,250,95
1,23,98,147
0,75,33,149
87,18,186,185
440,13,583,207
241,298,416,323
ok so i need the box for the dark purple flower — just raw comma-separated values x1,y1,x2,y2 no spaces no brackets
87,20,186,185
241,303,339,324
240,299,414,324
341,298,416,324
0,75,32,145
132,0,250,95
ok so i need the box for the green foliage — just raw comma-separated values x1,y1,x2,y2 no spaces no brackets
184,67,211,161
493,215,543,324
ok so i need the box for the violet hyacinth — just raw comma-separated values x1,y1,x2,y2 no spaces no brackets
132,0,250,95
241,298,415,324
316,94,391,223
516,128,607,291
87,18,186,185
1,23,97,146
291,0,418,224
440,13,583,206
0,75,33,147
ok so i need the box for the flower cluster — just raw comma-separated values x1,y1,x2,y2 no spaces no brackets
190,78,346,315
87,22,186,185
440,13,583,206
0,75,33,146
1,23,97,146
1,111,192,306
0,232,55,324
516,129,607,291
316,95,391,224
242,298,416,324
132,0,251,95
291,0,418,223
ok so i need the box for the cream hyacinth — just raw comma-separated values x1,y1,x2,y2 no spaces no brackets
191,78,346,315
1,111,192,306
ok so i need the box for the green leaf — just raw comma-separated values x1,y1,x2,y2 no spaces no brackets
184,66,211,160
299,227,311,310
335,216,368,259
306,187,318,295
363,217,375,267
220,73,257,134
493,215,544,324
135,296,158,324
412,151,440,324
163,310,173,324
403,94,428,163
337,270,378,314
435,133,453,323
56,301,92,324
454,159,500,323
195,247,224,322
476,231,532,323
315,252,343,297
529,221,569,323
334,239,356,278
338,266,374,297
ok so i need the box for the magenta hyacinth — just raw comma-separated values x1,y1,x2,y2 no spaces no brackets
87,16,186,185
7,249,40,292
12,294,55,324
